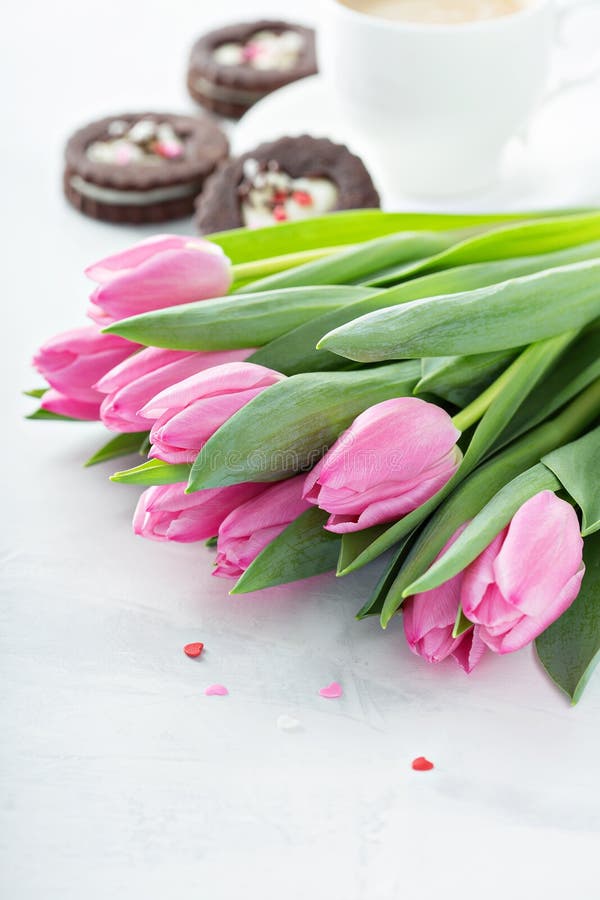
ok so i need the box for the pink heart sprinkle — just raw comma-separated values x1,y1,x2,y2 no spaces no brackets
319,681,342,699
205,684,228,696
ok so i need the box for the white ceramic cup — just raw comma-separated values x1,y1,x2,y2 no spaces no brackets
319,0,600,196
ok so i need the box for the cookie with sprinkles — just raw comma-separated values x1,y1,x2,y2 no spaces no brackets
64,113,229,224
195,135,381,233
187,20,317,119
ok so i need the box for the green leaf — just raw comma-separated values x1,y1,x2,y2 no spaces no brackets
231,245,347,288
415,351,516,407
543,426,600,536
187,361,420,490
404,463,561,597
23,387,48,399
84,431,149,467
246,320,359,375
456,333,576,472
230,507,340,594
247,242,600,376
363,210,600,286
207,208,560,265
376,379,600,627
104,285,376,350
452,608,473,638
205,536,218,548
111,458,191,485
338,526,391,581
139,434,152,456
491,324,600,453
319,258,600,361
26,407,83,421
338,333,576,577
355,536,414,619
536,530,600,704
235,230,464,293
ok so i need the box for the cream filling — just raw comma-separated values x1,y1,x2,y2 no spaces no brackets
242,177,339,229
192,76,269,106
69,175,199,206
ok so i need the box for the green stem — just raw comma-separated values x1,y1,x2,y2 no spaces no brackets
451,375,507,432
452,331,577,433
231,245,351,286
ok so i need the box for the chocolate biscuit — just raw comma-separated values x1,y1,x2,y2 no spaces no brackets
64,112,229,224
187,21,318,119
195,135,380,234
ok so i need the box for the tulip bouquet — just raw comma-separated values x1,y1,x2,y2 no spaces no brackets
28,208,600,702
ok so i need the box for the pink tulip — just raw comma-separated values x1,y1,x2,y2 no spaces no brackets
32,325,135,417
304,397,462,533
133,481,267,543
214,475,310,579
40,388,103,421
461,491,585,654
95,347,254,433
85,234,232,325
403,526,487,673
139,362,285,464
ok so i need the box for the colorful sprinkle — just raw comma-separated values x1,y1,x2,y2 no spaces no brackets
273,204,288,222
292,190,313,206
183,642,204,658
277,714,301,732
205,684,228,696
155,140,184,160
319,681,343,699
411,756,434,771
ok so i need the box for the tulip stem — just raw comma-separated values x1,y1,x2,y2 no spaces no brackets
452,367,517,432
452,330,578,433
231,245,352,287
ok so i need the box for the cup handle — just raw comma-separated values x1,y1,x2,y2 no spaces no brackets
544,0,600,103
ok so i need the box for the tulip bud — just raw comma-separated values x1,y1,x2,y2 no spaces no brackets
40,389,104,421
139,362,286,464
133,481,267,543
214,475,310,579
95,347,254,433
461,491,585,654
403,525,487,673
85,234,232,325
304,397,462,533
32,325,135,419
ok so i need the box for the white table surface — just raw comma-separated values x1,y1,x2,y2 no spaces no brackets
3,2,600,898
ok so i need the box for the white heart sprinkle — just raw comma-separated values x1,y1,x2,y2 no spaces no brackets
277,714,301,732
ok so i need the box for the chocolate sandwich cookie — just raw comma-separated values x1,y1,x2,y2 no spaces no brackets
64,113,229,224
195,135,380,234
187,21,317,119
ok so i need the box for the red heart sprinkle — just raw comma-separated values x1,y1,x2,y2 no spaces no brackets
183,642,204,658
273,204,288,222
412,756,434,771
292,190,313,206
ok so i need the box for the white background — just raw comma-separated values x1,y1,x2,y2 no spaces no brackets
3,2,600,898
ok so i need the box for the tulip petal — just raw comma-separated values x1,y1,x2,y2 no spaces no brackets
85,235,188,282
41,389,101,420
87,245,231,321
133,481,267,543
140,362,283,420
322,448,462,532
451,628,487,673
33,326,135,403
403,524,469,664
215,476,310,578
98,349,252,433
314,398,461,492
492,491,584,618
